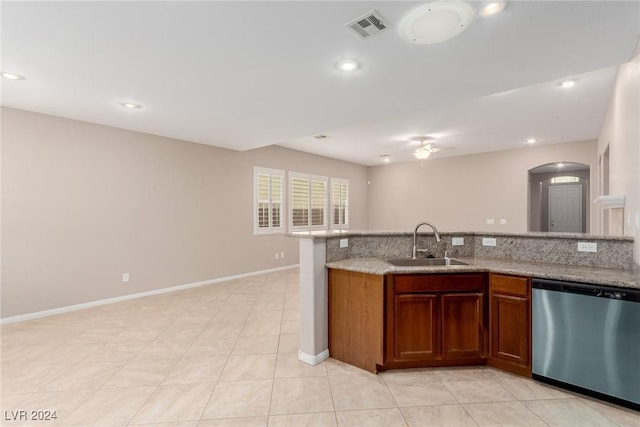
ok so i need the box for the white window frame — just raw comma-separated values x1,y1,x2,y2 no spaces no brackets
253,166,285,235
289,172,329,232
330,178,349,230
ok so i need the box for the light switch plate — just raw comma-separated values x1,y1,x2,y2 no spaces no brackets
452,237,464,246
500,219,507,225
340,238,349,248
486,219,495,225
578,242,597,253
482,238,497,247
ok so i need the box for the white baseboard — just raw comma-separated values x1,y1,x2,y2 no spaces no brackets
1,264,299,324
298,349,330,366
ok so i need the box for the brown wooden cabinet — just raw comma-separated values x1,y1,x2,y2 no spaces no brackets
394,293,440,361
386,273,486,369
442,292,484,360
488,273,532,377
328,269,385,373
329,269,535,374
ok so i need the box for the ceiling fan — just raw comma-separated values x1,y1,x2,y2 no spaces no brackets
410,136,454,159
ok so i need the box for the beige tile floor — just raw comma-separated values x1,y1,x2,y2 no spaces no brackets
2,269,639,426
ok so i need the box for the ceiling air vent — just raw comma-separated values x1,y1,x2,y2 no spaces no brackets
346,10,389,40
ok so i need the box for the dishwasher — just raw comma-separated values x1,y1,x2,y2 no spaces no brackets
532,278,640,410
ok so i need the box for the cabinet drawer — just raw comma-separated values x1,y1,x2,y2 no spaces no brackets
491,274,529,297
395,274,485,294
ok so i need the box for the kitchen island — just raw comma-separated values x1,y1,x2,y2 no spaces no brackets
291,230,639,370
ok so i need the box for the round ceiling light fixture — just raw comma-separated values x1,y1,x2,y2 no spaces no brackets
525,138,537,144
400,0,475,45
335,59,359,72
560,80,576,88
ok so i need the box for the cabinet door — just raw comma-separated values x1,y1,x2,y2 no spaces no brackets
394,294,440,360
490,293,529,365
441,293,484,360
488,274,531,376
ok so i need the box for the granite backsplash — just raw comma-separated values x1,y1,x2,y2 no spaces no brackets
325,232,634,270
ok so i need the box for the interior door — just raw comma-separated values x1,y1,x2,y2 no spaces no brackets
549,184,582,232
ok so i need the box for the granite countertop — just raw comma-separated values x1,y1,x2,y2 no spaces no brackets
326,257,640,290
290,230,634,241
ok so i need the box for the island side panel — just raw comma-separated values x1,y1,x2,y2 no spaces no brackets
298,237,329,364
328,269,384,373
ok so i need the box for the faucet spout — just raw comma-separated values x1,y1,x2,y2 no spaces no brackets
412,221,442,259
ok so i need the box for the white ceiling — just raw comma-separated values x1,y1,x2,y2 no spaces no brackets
2,1,639,166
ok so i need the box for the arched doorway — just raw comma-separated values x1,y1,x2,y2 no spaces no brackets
528,162,590,233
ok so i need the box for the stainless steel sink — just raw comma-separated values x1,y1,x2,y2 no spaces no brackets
385,257,469,267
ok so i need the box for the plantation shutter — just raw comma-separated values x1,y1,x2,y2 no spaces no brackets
254,167,285,234
289,173,328,230
291,176,310,227
331,179,349,229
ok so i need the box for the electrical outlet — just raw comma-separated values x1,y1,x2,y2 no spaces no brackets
486,219,495,225
578,242,597,253
122,273,130,283
452,237,464,246
340,238,349,248
482,238,497,247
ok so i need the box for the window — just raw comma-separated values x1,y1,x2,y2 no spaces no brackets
551,176,580,184
331,178,349,229
254,167,285,235
289,173,328,231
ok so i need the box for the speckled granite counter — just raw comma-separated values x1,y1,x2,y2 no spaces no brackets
326,257,640,289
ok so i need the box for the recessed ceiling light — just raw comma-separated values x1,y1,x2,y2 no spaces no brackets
119,102,142,109
479,1,508,17
335,59,359,72
400,0,475,45
560,80,576,88
1,72,25,80
380,155,391,163
525,138,537,144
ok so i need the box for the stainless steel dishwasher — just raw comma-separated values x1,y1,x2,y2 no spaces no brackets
532,278,640,411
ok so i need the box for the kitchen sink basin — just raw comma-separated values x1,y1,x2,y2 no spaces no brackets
385,257,469,267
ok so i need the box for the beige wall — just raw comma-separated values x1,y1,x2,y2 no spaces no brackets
4,41,639,319
367,140,597,233
597,41,640,264
1,107,368,318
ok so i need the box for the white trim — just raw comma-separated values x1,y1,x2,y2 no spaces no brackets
593,194,626,209
298,349,330,366
1,264,299,324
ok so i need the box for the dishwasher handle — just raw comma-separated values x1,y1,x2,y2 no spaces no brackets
563,285,603,297
532,278,640,302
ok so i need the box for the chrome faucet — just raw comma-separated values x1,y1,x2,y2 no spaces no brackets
412,221,442,259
